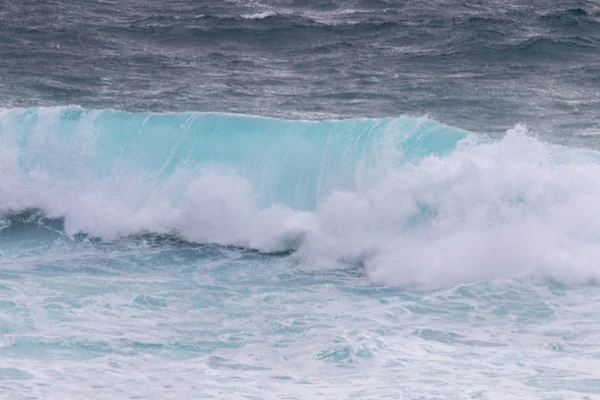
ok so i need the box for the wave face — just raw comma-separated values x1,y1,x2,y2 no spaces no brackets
2,107,600,288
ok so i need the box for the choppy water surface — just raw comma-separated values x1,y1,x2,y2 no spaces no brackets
2,0,600,142
3,226,600,399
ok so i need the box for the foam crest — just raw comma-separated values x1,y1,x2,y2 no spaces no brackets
302,126,600,288
240,11,277,19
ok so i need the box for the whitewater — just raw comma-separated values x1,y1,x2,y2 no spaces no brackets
1,106,600,399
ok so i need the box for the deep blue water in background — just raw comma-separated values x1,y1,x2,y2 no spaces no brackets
1,1,600,399
2,0,600,142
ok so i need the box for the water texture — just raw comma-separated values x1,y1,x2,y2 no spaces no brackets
2,0,600,140
1,1,600,399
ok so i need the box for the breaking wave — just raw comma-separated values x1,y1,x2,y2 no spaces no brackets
2,106,600,288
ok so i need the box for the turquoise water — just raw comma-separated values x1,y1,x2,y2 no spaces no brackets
2,108,600,398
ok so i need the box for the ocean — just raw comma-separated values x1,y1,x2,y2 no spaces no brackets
1,1,600,399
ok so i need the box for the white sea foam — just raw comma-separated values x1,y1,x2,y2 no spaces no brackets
240,10,276,19
575,128,600,136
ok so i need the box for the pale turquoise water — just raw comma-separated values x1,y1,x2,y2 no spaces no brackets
3,220,600,399
2,109,600,398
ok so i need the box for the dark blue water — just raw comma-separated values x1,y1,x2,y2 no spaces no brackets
2,0,599,142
